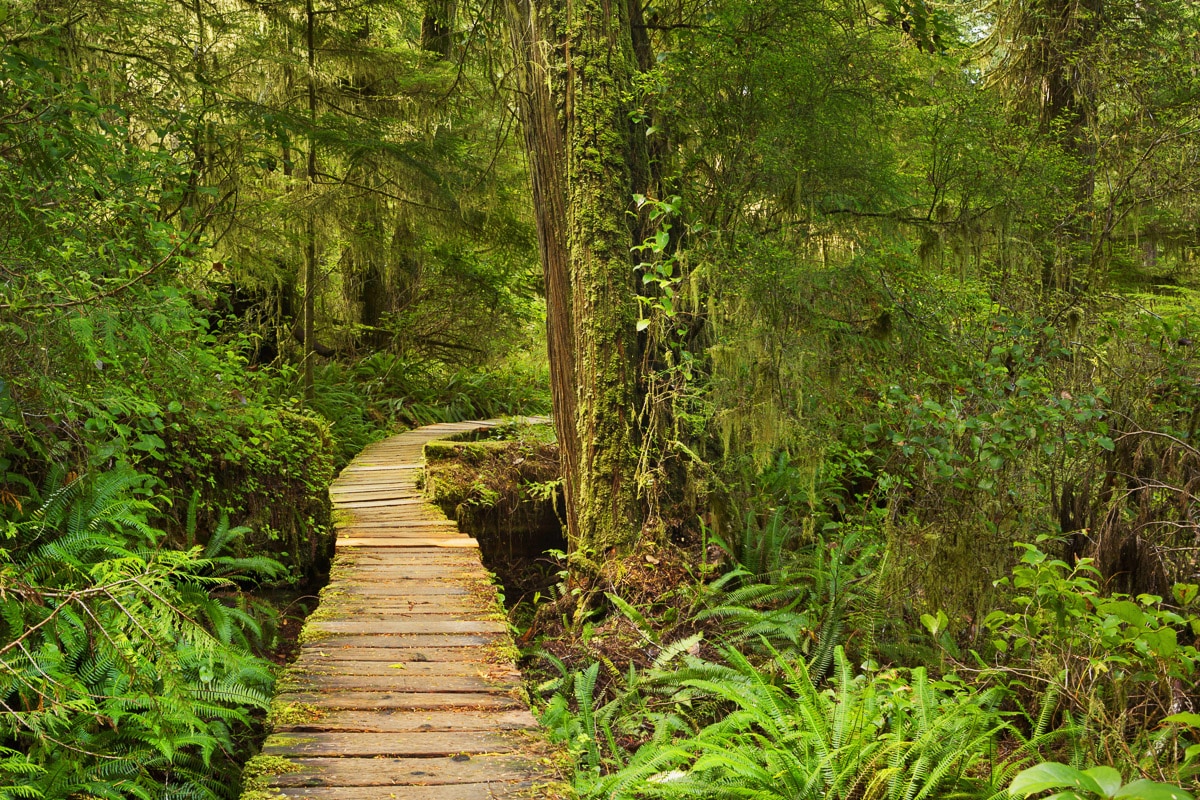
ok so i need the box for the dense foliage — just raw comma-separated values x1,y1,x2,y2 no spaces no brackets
2,0,1200,794
0,0,545,793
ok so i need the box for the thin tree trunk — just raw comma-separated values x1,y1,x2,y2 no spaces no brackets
303,0,318,402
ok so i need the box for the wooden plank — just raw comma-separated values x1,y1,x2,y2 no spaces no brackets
337,555,485,566
335,501,430,511
275,691,523,711
337,537,480,549
289,659,507,676
326,571,490,584
327,576,490,588
331,602,497,616
310,610,499,623
310,618,504,635
278,782,535,799
326,554,480,567
324,581,474,595
327,557,481,570
324,598,496,615
340,463,425,472
274,709,539,733
340,515,452,524
337,529,471,537
292,647,485,663
301,634,500,649
262,730,524,758
329,489,424,498
333,473,420,484
280,672,518,693
269,754,539,787
341,518,453,526
340,516,454,525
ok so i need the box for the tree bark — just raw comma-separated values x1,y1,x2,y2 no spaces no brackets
505,0,642,555
1004,0,1103,289
562,0,641,554
504,0,581,543
303,0,318,402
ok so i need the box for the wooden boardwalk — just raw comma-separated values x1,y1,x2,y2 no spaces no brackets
253,420,556,799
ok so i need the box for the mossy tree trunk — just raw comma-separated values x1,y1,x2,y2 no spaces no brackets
562,0,641,554
506,0,642,556
505,0,581,543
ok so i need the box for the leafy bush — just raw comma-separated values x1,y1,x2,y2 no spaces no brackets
1009,762,1195,800
983,541,1200,777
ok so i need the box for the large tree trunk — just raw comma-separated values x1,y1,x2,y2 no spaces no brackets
505,0,642,555
562,0,641,554
504,0,581,543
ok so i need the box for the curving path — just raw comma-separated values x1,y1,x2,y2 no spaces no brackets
253,419,555,799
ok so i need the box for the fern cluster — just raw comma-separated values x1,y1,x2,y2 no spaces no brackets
540,641,1071,800
535,515,1079,800
0,470,280,799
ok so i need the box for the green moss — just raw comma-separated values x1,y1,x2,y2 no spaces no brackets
266,700,323,729
294,585,351,644
239,754,302,800
262,734,316,749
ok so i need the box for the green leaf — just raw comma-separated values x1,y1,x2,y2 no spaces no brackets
636,319,650,332
1164,713,1200,728
1172,583,1198,606
920,609,948,637
1097,436,1115,451
1113,779,1193,800
1011,763,1104,798
1083,767,1123,798
1099,599,1144,626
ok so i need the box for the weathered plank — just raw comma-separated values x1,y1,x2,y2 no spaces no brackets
340,463,426,471
305,634,501,649
292,647,487,664
309,618,505,635
289,660,513,677
262,730,524,758
280,673,519,693
321,598,498,614
273,709,539,733
337,537,480,549
277,782,535,799
269,755,540,788
335,498,430,508
322,583,474,597
275,691,524,711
